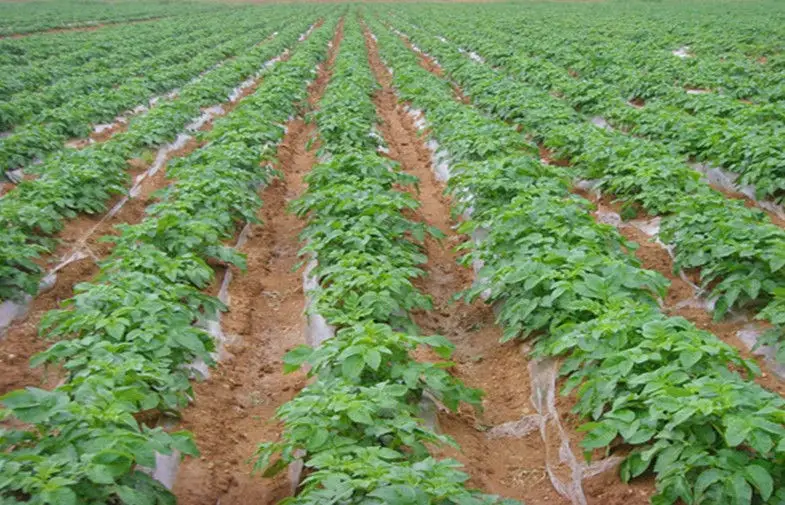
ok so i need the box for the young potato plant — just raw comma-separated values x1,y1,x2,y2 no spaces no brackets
0,19,336,504
369,17,785,504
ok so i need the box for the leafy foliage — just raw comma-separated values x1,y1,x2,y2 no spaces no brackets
0,12,318,303
369,16,785,504
0,17,334,504
254,19,518,505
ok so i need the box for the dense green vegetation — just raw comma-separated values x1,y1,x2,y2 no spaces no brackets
2,1,785,504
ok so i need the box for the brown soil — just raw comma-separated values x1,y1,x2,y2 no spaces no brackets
393,28,471,103
382,23,785,495
1,16,167,39
629,97,645,107
364,22,646,505
0,144,187,395
58,28,289,156
90,118,131,143
171,21,342,505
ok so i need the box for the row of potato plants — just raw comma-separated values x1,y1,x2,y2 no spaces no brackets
368,17,785,505
0,13,289,170
0,1,221,37
396,13,785,206
0,13,320,304
0,11,222,99
253,17,517,505
389,16,785,365
0,10,258,132
0,18,336,505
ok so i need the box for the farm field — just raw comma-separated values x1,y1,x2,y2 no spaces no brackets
2,1,785,504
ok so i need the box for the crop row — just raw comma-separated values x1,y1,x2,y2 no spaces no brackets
368,16,785,505
0,13,297,172
394,13,785,206
253,17,516,505
0,18,336,505
387,16,785,366
0,14,321,303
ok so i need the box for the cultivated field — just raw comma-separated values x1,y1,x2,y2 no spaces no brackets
2,1,785,504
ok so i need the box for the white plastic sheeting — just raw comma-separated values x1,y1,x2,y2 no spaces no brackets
736,325,785,381
302,258,335,348
691,162,785,221
87,31,282,147
145,25,318,488
589,116,612,130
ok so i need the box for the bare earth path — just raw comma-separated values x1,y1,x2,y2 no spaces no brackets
172,21,344,505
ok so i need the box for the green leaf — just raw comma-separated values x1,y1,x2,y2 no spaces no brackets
342,354,365,380
724,417,750,447
116,484,155,505
580,422,618,450
170,432,199,456
365,348,382,370
744,465,773,501
695,468,723,497
729,472,752,505
283,345,313,373
106,320,126,340
43,487,77,505
262,458,287,478
678,349,702,368
86,464,116,485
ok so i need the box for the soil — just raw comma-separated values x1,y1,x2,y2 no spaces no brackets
364,22,650,505
628,97,645,107
383,25,785,502
1,16,167,39
171,21,343,505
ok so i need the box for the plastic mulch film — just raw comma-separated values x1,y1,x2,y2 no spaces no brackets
587,184,785,380
736,324,785,381
690,162,785,221
486,354,623,505
589,116,613,130
302,258,335,347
